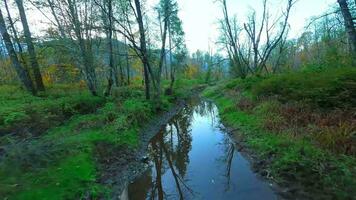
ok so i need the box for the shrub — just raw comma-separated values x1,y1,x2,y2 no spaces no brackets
313,122,356,155
252,67,356,108
122,98,152,125
3,111,30,125
112,86,144,101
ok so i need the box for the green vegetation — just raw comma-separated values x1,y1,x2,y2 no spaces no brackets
0,84,184,199
0,0,355,198
203,67,356,198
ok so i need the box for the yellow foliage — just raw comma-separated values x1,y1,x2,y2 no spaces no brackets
184,64,199,79
43,64,81,86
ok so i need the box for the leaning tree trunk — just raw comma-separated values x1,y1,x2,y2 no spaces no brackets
337,0,356,64
15,0,45,91
4,0,27,66
0,9,36,94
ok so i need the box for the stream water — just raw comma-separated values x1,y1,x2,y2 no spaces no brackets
125,99,277,200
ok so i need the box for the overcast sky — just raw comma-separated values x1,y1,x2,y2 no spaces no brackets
24,0,336,53
172,0,336,53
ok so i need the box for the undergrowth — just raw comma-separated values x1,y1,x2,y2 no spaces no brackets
0,84,178,199
203,67,356,199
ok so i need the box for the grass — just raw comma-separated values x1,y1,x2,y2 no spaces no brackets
0,82,186,199
0,84,105,133
203,67,356,198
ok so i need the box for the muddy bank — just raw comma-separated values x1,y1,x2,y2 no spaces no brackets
97,98,190,199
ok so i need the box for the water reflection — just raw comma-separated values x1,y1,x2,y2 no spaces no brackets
128,101,276,200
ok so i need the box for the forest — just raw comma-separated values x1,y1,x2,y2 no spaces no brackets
0,0,355,199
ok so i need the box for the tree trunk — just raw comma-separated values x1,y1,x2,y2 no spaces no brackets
0,9,36,94
134,0,151,100
337,0,356,63
47,0,66,38
4,0,27,66
67,0,97,96
157,2,169,99
106,0,114,94
168,23,175,92
15,0,45,91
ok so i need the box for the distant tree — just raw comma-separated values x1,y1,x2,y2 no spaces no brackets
218,0,295,76
165,0,186,93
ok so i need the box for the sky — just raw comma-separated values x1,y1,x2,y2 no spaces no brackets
173,0,336,53
22,0,336,53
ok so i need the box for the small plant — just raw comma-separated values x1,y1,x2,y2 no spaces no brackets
3,111,30,126
314,122,356,155
121,98,153,126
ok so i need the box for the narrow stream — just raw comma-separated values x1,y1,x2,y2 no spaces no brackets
126,100,277,200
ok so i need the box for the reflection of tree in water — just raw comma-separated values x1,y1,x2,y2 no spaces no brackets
220,136,235,192
129,101,224,200
172,106,194,177
195,101,219,127
138,102,196,200
196,101,235,192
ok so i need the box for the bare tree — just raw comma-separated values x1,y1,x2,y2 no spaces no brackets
218,0,250,78
219,0,295,76
244,0,294,73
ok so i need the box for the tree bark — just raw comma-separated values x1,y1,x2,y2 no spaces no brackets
124,38,130,85
0,9,36,94
168,22,175,92
105,0,114,95
134,0,151,100
337,0,356,63
4,0,26,65
15,0,45,91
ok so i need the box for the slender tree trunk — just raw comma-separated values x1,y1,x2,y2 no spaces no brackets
47,0,66,38
134,0,151,100
157,3,169,99
15,0,45,91
124,38,130,85
4,0,27,65
0,9,36,94
168,23,175,92
67,0,97,96
105,0,114,96
337,0,356,64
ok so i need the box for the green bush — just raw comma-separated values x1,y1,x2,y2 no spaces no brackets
0,86,105,129
122,98,152,125
3,111,30,125
252,67,356,108
112,86,144,101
